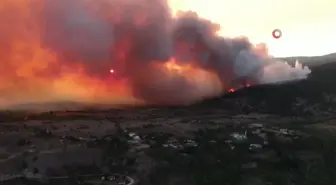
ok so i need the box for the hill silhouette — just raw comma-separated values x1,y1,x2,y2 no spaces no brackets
196,58,336,116
278,52,336,66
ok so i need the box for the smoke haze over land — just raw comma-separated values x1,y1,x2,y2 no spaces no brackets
0,0,311,108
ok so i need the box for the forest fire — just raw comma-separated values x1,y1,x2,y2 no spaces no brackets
164,59,192,74
228,88,236,93
0,0,310,108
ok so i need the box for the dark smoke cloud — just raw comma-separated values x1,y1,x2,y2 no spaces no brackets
40,0,310,105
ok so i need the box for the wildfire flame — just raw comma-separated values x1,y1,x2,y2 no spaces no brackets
228,88,235,93
164,59,191,74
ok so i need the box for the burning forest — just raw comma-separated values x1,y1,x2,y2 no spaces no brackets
0,0,311,108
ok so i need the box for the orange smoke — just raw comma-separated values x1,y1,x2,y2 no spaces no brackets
2,0,291,109
0,0,134,108
0,0,221,108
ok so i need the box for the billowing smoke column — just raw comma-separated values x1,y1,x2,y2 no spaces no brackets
0,0,311,107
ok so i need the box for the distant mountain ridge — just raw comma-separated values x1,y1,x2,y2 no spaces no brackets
278,52,336,66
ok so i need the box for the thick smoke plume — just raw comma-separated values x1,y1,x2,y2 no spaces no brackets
0,0,311,107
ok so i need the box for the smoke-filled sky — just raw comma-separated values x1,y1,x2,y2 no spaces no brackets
0,0,311,108
169,0,336,57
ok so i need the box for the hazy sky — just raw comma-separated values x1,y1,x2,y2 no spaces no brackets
169,0,336,57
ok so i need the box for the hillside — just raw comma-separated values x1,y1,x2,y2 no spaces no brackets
195,58,336,115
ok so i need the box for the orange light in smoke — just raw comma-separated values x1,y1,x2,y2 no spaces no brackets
164,58,192,74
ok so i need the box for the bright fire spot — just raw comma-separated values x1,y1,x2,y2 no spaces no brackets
228,88,235,93
110,69,115,74
164,59,192,74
